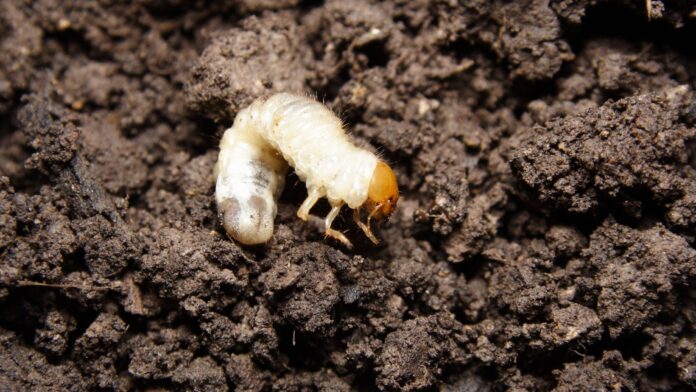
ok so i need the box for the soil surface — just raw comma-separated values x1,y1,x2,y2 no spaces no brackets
1,0,695,391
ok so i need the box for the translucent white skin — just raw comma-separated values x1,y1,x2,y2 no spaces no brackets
216,93,378,244
215,125,288,244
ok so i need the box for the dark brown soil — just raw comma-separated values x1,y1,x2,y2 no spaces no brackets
1,0,695,390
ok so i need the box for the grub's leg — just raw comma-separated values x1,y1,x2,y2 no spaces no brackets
325,203,352,248
353,208,379,244
297,187,322,221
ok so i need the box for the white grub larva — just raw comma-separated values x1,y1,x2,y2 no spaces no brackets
215,93,399,247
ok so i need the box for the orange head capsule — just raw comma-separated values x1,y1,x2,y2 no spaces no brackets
364,161,399,220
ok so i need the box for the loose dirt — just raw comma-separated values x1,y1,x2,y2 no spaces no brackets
1,0,695,390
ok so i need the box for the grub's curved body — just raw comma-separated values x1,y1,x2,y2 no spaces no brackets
216,93,397,247
236,93,378,207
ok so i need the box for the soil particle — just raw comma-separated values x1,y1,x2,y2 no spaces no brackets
224,353,273,392
78,116,150,196
552,351,637,392
0,328,86,391
127,326,210,389
273,369,352,392
547,302,602,346
375,314,466,391
443,183,508,262
73,312,128,389
1,184,77,284
185,12,310,123
33,309,76,356
172,356,228,391
16,95,80,173
260,243,341,335
512,85,696,231
139,226,248,309
489,242,558,320
0,1,43,114
494,0,575,81
585,219,696,338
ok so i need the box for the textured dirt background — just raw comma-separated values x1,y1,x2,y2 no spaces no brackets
1,0,695,391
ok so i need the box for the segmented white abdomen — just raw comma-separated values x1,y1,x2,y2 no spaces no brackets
240,93,378,208
215,122,288,244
